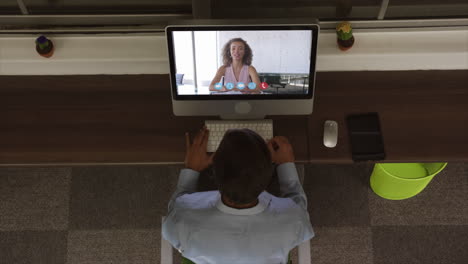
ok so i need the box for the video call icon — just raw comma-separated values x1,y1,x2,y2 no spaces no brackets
215,82,223,90
248,82,256,90
226,82,234,90
237,82,245,90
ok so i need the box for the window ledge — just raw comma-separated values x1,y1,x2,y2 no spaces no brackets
0,28,467,75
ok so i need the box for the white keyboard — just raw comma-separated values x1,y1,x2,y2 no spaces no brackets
205,119,273,152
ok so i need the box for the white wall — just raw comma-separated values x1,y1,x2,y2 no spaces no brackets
218,30,312,74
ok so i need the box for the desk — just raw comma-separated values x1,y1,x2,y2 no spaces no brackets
0,75,308,165
0,71,467,165
309,71,468,163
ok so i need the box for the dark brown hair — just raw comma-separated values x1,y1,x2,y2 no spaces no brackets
222,38,253,66
213,129,273,204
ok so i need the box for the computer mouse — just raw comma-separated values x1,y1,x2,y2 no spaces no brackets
323,120,338,148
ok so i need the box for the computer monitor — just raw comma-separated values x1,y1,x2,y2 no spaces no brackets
166,19,319,119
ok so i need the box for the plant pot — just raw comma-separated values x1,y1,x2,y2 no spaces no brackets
36,41,54,58
337,36,355,51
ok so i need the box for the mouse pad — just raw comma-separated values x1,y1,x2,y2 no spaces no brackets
346,113,385,162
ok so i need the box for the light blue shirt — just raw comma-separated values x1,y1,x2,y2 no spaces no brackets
162,162,314,264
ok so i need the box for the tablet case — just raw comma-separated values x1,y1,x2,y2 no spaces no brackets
346,112,385,161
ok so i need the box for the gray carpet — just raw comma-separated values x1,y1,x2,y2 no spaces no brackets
0,163,467,264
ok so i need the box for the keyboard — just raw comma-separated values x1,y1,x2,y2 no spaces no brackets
205,119,273,152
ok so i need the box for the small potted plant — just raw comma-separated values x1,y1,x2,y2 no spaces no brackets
35,35,54,58
336,21,354,51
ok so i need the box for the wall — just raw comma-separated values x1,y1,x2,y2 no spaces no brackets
217,30,312,74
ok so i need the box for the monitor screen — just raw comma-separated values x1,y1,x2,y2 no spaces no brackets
166,25,318,100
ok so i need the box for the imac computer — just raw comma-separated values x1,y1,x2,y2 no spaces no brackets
166,19,319,119
166,19,319,151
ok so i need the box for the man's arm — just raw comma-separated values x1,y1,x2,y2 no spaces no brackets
163,169,198,252
168,126,213,212
167,168,200,212
267,136,308,210
277,162,308,210
163,127,213,251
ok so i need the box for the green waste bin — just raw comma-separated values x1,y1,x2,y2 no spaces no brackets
370,162,447,200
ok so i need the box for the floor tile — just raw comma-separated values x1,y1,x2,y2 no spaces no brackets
0,167,71,231
369,163,468,225
69,165,180,230
372,225,468,264
310,227,373,264
67,229,160,264
0,230,67,264
304,164,372,227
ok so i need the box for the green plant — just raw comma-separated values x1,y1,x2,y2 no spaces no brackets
336,22,353,41
35,36,50,50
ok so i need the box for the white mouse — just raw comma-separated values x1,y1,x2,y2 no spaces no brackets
323,120,338,148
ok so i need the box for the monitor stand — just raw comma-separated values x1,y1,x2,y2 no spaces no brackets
219,101,266,120
235,102,252,114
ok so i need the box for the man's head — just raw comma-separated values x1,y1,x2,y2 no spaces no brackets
213,129,273,205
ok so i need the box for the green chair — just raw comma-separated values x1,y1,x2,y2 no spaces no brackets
181,257,195,264
370,162,447,200
182,254,292,264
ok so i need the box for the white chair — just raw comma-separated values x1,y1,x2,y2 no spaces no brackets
161,216,311,264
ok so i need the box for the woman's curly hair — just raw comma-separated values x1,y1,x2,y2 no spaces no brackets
222,38,253,66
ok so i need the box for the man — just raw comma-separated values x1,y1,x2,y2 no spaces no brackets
162,126,314,264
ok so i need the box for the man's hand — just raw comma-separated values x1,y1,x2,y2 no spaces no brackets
185,126,213,172
267,136,295,165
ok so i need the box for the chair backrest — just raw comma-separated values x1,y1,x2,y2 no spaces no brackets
176,73,184,85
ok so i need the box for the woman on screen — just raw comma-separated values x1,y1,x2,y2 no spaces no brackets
209,38,262,94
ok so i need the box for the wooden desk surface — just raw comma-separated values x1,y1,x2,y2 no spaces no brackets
309,71,468,163
1,71,467,165
0,75,308,165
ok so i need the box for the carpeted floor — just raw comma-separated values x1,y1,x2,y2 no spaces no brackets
0,163,467,264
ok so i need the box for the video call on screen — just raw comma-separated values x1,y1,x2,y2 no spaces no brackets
172,30,312,96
